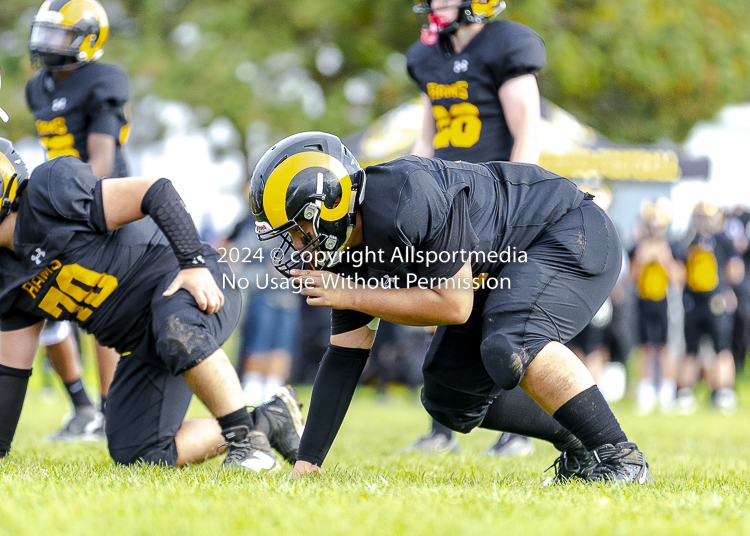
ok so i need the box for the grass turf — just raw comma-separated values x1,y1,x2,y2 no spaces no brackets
2,379,750,535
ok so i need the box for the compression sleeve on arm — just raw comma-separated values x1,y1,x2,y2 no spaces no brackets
296,345,370,466
140,178,206,269
0,365,32,458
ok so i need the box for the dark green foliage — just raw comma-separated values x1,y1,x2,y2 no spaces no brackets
0,0,749,145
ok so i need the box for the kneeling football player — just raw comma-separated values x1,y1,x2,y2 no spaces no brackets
0,138,303,470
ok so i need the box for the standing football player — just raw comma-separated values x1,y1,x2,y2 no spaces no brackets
251,132,650,484
25,0,130,440
628,198,684,414
0,139,304,470
406,0,544,455
675,202,744,413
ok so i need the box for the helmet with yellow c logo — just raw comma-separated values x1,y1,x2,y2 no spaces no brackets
249,132,366,276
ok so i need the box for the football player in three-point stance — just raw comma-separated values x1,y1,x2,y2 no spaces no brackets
250,131,651,484
25,0,131,441
0,139,304,471
405,0,545,455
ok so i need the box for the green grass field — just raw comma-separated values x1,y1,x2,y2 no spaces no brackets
2,372,750,536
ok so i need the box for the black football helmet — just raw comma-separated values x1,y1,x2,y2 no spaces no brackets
413,0,506,40
0,138,30,225
249,132,366,277
28,0,109,71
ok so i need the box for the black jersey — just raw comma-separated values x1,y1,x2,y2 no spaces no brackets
0,156,187,353
406,20,545,163
26,62,130,178
330,156,585,331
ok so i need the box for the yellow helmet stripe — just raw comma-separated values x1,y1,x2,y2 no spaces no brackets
0,153,18,202
263,151,352,229
472,0,500,17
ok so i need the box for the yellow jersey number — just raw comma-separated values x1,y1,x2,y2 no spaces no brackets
35,117,81,159
39,264,118,322
433,103,482,149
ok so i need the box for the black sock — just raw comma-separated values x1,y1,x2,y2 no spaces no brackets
431,419,453,439
217,407,254,435
552,386,628,451
0,365,32,457
479,386,578,451
100,396,107,413
64,379,92,409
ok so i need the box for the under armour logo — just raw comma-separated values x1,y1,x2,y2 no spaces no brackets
31,248,46,265
51,98,67,111
381,276,398,289
192,255,205,265
453,59,469,73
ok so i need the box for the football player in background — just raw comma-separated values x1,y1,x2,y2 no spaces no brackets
251,132,651,484
0,139,304,470
628,198,684,414
405,0,544,456
25,0,130,440
675,202,744,413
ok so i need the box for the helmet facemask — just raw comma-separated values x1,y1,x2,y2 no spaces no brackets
256,169,363,278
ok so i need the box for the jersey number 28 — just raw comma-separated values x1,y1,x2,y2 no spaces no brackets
432,103,482,149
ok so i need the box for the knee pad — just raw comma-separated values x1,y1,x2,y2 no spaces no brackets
154,314,217,375
420,388,487,434
480,333,532,391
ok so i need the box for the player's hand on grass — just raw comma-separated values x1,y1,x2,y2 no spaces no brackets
163,267,225,314
290,269,348,309
292,460,321,479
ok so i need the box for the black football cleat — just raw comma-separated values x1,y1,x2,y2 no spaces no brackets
581,442,652,484
48,406,105,442
253,386,305,464
543,443,595,485
402,430,460,454
485,433,535,457
219,425,278,472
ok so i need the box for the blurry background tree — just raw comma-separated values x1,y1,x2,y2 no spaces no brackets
0,0,749,151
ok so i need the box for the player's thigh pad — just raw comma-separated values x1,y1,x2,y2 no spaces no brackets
421,316,499,433
480,201,622,390
106,353,193,466
151,258,242,375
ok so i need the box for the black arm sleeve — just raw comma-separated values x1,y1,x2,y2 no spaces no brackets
141,178,206,269
296,345,370,466
0,365,32,457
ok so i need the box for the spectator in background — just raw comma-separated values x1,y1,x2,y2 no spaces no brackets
222,213,301,406
25,0,127,440
675,202,744,413
628,198,684,414
405,0,545,457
